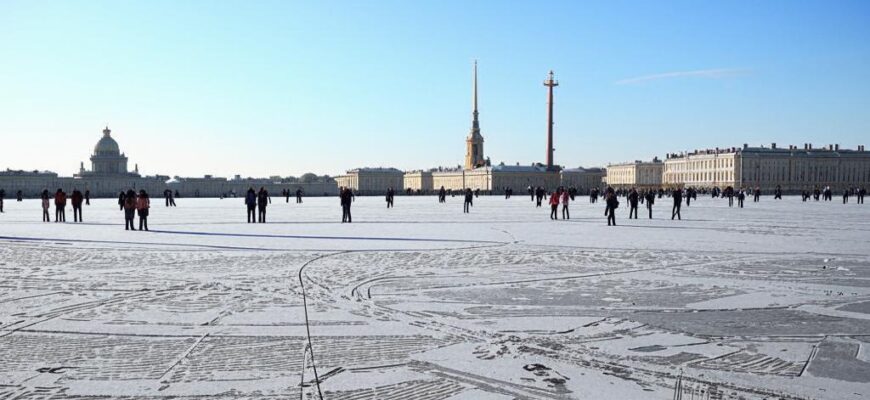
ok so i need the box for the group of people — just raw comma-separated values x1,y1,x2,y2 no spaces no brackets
118,190,151,230
35,188,88,223
244,187,271,223
547,187,571,220
281,188,304,204
163,189,177,207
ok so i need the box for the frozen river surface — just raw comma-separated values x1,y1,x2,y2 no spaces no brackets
1,195,869,399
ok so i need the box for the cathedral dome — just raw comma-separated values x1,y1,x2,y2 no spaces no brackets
94,126,120,156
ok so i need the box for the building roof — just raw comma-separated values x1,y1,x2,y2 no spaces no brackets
347,167,404,174
562,167,605,173
491,164,550,173
93,127,121,156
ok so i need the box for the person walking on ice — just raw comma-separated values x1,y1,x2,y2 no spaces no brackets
386,187,395,208
463,188,473,213
604,187,618,226
628,188,639,219
671,188,682,220
644,189,655,219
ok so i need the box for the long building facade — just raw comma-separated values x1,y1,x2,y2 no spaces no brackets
0,127,337,198
560,167,606,193
662,143,870,191
335,168,404,195
605,158,663,190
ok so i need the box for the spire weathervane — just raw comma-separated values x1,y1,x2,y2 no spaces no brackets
472,60,479,130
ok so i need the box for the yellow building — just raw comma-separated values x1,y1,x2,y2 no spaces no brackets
403,170,434,193
605,158,663,189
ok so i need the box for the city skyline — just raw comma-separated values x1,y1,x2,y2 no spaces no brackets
2,1,869,178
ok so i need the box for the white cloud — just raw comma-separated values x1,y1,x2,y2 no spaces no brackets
616,68,752,85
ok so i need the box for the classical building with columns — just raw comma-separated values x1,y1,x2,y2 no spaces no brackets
662,143,870,191
77,126,138,177
335,167,404,195
604,158,663,190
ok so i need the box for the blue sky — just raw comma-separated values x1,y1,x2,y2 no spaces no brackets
1,0,868,177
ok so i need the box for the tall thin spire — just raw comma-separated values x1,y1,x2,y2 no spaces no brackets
472,60,479,131
465,60,484,170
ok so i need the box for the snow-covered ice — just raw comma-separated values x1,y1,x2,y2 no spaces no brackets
0,195,868,399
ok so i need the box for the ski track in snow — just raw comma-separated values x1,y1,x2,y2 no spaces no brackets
0,195,869,399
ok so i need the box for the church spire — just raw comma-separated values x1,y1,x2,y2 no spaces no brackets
472,60,479,130
465,60,484,170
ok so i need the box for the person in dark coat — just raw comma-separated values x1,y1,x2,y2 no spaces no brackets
604,187,618,226
644,190,655,219
737,189,746,208
340,187,354,223
84,189,90,205
16,190,23,202
463,188,473,213
671,188,682,220
245,187,257,223
753,187,761,202
123,189,137,230
859,187,866,204
843,189,850,204
296,188,303,203
41,190,50,222
118,191,126,211
71,189,84,222
535,186,545,208
54,189,67,222
386,187,395,208
627,188,639,219
774,185,782,200
0,189,4,213
257,187,270,223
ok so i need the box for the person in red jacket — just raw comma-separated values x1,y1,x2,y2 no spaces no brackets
124,189,137,230
549,189,560,220
136,190,150,231
71,189,84,222
54,188,67,222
